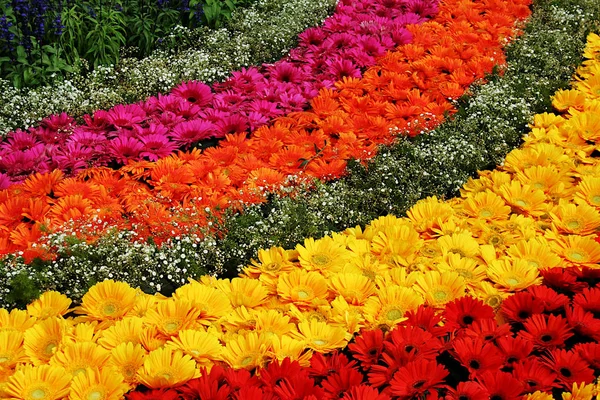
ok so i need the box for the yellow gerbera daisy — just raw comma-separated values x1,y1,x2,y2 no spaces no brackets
71,321,98,343
406,196,454,234
68,367,129,400
487,258,542,291
76,280,137,322
173,280,232,323
471,281,509,310
254,309,296,338
108,342,146,385
375,268,420,289
243,247,296,279
462,190,511,221
523,392,554,400
437,231,480,259
330,296,365,335
565,108,600,141
498,181,548,217
550,201,600,235
293,319,349,353
562,382,597,400
144,298,201,337
370,224,423,261
414,271,467,308
218,277,269,308
23,317,69,365
276,270,329,307
363,286,423,330
552,234,600,267
139,326,167,352
0,309,37,333
137,347,197,388
97,317,144,350
0,331,28,369
26,291,71,320
328,273,376,306
574,176,600,207
269,335,312,367
50,342,110,377
515,165,572,196
342,253,389,281
4,364,72,400
506,238,562,270
166,329,223,366
221,331,272,370
532,112,566,129
434,253,487,287
552,89,587,112
296,237,349,275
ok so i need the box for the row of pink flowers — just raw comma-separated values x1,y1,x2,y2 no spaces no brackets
0,0,438,187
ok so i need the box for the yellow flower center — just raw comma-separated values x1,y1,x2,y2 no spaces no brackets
567,219,582,229
164,321,180,333
162,372,172,380
311,254,331,266
506,277,520,285
592,195,600,205
103,303,118,316
73,368,87,376
515,199,528,208
569,251,586,261
31,389,47,399
262,262,281,272
448,248,465,257
44,342,57,357
479,209,493,218
241,356,254,366
312,339,327,346
434,290,449,301
456,269,474,279
87,391,103,400
296,287,312,300
533,182,545,190
486,295,502,308
528,260,540,269
0,356,9,363
386,309,403,321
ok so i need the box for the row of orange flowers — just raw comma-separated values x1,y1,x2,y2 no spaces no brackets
0,0,532,261
1,30,600,395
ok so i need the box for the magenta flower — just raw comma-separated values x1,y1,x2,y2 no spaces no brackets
106,104,147,129
140,134,179,161
40,112,74,131
171,120,217,147
171,81,213,106
107,136,144,164
215,114,249,137
54,142,94,172
0,173,12,190
2,130,39,152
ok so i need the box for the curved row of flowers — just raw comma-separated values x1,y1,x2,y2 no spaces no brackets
0,0,531,264
0,0,437,185
1,0,597,307
2,35,600,396
0,0,338,137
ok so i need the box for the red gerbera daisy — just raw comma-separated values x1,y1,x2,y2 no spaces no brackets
308,352,357,380
574,266,600,282
179,367,231,400
540,349,596,389
512,358,557,393
389,359,448,398
573,342,600,370
526,285,570,312
385,325,442,364
321,366,364,399
495,336,533,367
273,372,325,400
222,367,260,392
565,304,600,340
443,296,495,330
445,381,489,400
451,337,504,378
258,358,305,389
127,389,180,400
500,292,545,323
348,329,384,369
475,371,524,400
540,267,587,294
341,385,391,400
573,287,600,318
404,305,447,338
518,314,573,350
463,319,511,343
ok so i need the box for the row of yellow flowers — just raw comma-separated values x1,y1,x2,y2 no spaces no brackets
1,32,600,400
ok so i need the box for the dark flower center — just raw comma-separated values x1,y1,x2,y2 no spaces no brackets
405,345,415,353
527,380,538,387
412,380,426,389
540,334,553,342
187,97,197,103
368,348,378,356
462,315,474,324
490,396,503,400
507,357,517,364
560,368,572,377
469,360,480,369
458,396,469,400
518,311,530,319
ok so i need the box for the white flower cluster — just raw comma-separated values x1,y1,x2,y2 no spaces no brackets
0,0,336,136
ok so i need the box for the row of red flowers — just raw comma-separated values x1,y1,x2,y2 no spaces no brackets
0,0,532,261
127,267,600,399
0,0,438,185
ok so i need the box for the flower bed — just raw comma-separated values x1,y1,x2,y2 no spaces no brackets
0,0,337,136
0,0,530,266
0,0,437,185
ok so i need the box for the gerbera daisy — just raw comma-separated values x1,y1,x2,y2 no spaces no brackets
437,231,480,259
173,280,232,323
446,381,489,400
475,371,524,400
26,291,71,319
443,296,495,330
293,319,349,353
487,258,542,291
50,341,111,377
363,286,424,330
321,366,363,399
389,359,448,398
498,181,548,217
69,367,130,400
573,287,600,317
463,190,511,221
566,304,600,341
414,271,467,308
348,329,384,369
435,253,487,288
406,196,454,234
171,81,213,106
552,234,600,267
512,358,558,393
76,280,137,322
221,331,272,370
137,347,197,388
23,317,68,365
97,317,145,350
341,384,391,400
550,202,600,235
573,342,600,370
506,238,562,271
451,337,504,378
166,329,223,366
276,269,329,307
501,292,545,323
404,305,446,338
244,247,296,280
269,335,313,367
561,382,598,400
144,298,201,337
296,237,350,275
495,336,533,367
108,342,146,384
540,267,587,294
574,176,600,207
370,224,424,262
328,273,377,306
385,325,441,363
463,318,511,343
0,330,28,369
4,364,72,400
527,285,570,312
541,349,596,389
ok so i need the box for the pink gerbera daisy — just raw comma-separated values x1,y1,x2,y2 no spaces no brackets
171,120,216,147
171,81,213,106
